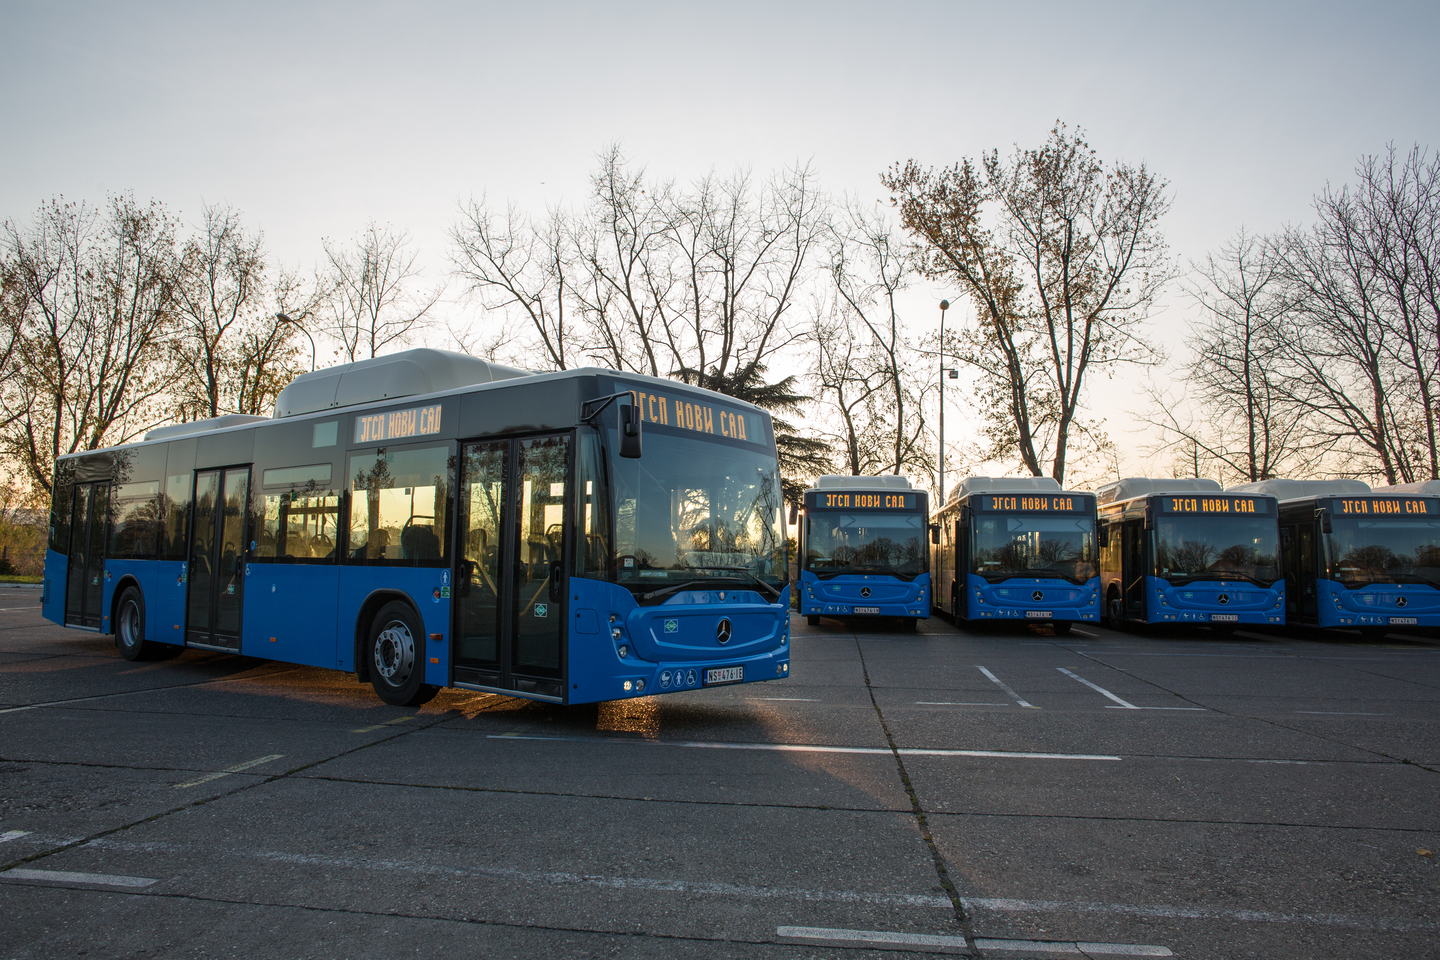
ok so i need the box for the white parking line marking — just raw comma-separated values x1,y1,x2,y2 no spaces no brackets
916,701,1008,706
1295,711,1389,716
0,830,31,843
1,868,158,888
488,733,1121,761
351,716,415,733
977,666,1037,708
1058,667,1138,709
174,754,285,788
778,926,967,952
1105,706,1207,711
754,697,819,702
976,938,1172,956
1068,628,1098,638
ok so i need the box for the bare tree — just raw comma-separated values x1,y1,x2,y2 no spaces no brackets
0,195,179,493
1275,145,1440,483
883,124,1171,484
324,222,442,362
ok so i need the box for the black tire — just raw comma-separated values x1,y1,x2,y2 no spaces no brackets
902,617,918,631
115,586,161,661
1358,625,1388,643
1103,588,1122,628
1052,620,1072,635
806,614,820,626
368,601,439,707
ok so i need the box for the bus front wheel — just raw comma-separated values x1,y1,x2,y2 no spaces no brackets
368,601,439,707
1052,620,1073,635
806,615,820,626
115,587,163,661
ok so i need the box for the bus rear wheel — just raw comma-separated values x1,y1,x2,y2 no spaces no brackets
115,587,162,661
368,601,439,707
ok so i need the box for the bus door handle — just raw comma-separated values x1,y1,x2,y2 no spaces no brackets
549,562,563,602
457,559,475,597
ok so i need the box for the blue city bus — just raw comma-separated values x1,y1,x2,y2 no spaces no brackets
931,477,1100,634
1097,478,1284,633
43,348,792,706
1228,478,1440,637
797,476,930,629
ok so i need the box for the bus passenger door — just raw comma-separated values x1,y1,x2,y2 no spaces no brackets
64,482,110,629
512,435,568,689
186,466,250,651
456,441,506,685
1122,520,1146,620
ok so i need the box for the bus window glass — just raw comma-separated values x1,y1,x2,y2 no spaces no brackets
1326,516,1440,586
609,432,785,589
972,515,1096,583
1156,516,1279,583
255,491,340,561
161,474,192,561
109,481,161,559
807,512,926,578
574,431,611,577
346,444,452,565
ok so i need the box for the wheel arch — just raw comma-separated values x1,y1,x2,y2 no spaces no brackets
109,576,144,636
352,589,421,682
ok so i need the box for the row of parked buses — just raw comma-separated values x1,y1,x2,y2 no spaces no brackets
798,474,1440,638
39,346,1440,710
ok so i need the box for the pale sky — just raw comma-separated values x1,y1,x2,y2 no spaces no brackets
4,0,1437,482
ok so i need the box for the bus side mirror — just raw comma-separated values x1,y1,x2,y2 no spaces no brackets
788,502,799,525
1143,506,1154,530
960,505,971,522
930,523,940,544
1097,525,1109,549
1316,507,1332,534
619,404,643,459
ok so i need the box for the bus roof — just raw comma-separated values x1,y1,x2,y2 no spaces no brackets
808,475,914,493
949,476,1062,503
1372,480,1440,497
273,348,531,419
1227,478,1372,501
1096,477,1222,505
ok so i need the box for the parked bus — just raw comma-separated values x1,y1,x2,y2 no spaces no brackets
931,477,1099,633
44,348,792,706
797,475,930,628
1097,478,1284,632
1228,478,1440,636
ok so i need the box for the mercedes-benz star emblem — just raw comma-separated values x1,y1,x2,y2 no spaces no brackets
1397,596,1408,608
716,618,732,644
1218,594,1230,605
861,587,871,598
1032,590,1044,602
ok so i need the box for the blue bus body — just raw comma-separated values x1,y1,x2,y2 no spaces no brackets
798,477,930,626
42,350,792,705
1230,479,1440,633
1097,479,1284,630
931,478,1100,631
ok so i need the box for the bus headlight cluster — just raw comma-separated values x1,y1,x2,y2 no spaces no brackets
617,645,629,658
776,661,789,675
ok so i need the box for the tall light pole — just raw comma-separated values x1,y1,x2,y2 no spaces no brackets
276,313,316,372
938,299,949,507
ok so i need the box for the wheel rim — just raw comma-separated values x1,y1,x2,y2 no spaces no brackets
118,599,140,649
373,620,415,684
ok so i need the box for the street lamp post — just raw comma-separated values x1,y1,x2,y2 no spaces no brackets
939,299,949,507
275,313,316,373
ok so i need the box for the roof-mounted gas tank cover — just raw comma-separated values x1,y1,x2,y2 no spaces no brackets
145,413,269,441
272,348,531,419
1226,478,1372,501
1096,477,1222,505
950,476,1062,503
1371,479,1440,497
809,475,914,491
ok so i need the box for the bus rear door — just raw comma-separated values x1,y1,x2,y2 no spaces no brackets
455,434,570,700
186,466,250,651
64,481,110,629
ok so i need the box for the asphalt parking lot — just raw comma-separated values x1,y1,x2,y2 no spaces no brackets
2,584,1437,959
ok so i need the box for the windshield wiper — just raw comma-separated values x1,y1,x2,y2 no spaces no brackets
686,565,784,601
633,566,782,603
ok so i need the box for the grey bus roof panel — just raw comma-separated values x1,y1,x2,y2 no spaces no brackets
1096,477,1222,505
950,476,1063,502
807,475,915,494
1372,480,1440,497
273,348,531,419
145,414,269,441
1226,478,1372,501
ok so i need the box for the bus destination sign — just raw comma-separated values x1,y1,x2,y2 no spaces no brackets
977,495,1086,512
630,387,764,445
806,492,917,510
354,404,443,444
1334,497,1438,516
1160,496,1272,515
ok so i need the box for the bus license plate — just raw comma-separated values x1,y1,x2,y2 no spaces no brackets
853,606,880,614
1390,617,1418,625
1025,610,1052,619
1211,614,1239,622
704,666,743,686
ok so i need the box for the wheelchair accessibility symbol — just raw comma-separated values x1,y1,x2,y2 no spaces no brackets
665,619,679,633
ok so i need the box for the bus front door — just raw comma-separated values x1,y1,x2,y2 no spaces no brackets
1122,520,1146,621
64,482,110,629
186,467,250,651
455,434,570,700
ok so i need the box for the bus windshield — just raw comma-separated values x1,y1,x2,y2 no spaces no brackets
609,431,787,595
1328,516,1440,587
972,514,1096,583
1156,515,1279,584
805,510,926,579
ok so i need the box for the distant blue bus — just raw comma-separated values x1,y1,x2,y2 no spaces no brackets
932,477,1100,634
1097,478,1284,633
798,476,930,628
44,348,792,706
1229,478,1440,637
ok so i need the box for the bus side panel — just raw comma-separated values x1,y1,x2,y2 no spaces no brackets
42,549,66,626
244,564,341,667
336,568,452,683
1317,579,1440,630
